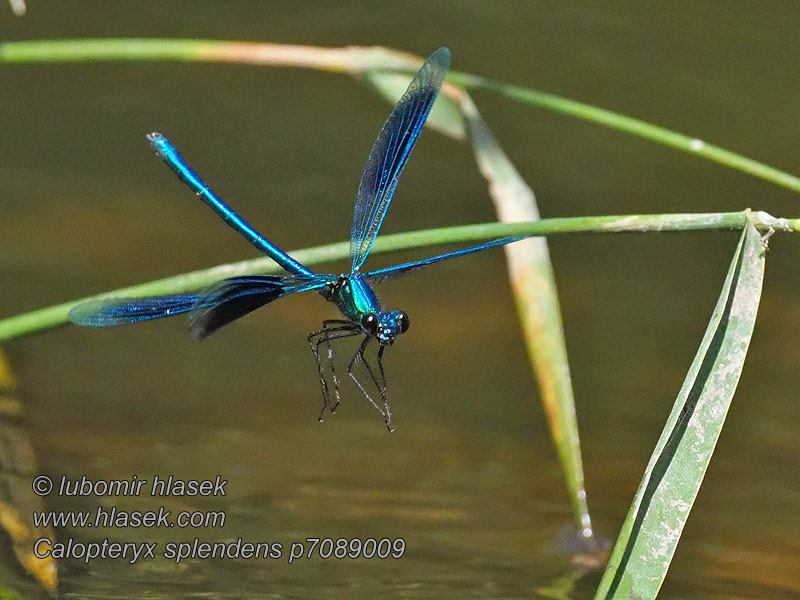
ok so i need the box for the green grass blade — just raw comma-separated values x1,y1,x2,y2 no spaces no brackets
446,71,800,194
1,211,794,343
2,39,800,192
594,218,766,600
365,68,594,540
459,95,594,542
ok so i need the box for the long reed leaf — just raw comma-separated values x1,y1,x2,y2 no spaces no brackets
594,218,766,599
460,95,594,541
366,65,594,541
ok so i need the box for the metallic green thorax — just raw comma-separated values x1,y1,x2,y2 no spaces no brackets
321,275,408,346
325,275,381,321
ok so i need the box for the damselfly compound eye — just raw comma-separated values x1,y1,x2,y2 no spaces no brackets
362,313,379,335
398,311,410,333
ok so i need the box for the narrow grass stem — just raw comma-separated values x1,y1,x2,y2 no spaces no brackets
448,72,800,194
2,39,800,193
0,210,795,343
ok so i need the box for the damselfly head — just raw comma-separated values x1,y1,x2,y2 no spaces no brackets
361,311,409,345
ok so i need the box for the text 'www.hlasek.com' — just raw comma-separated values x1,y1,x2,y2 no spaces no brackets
31,475,406,564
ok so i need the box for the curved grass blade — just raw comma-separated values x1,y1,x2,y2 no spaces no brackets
2,39,799,193
594,218,766,600
0,349,16,390
0,212,794,344
367,70,596,542
7,0,26,17
462,92,595,544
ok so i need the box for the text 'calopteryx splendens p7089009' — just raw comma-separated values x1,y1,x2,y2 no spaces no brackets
69,47,528,430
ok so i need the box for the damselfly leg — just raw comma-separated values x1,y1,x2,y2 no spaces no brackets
376,345,391,428
307,320,360,419
348,337,393,431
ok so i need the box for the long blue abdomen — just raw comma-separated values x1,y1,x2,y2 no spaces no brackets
148,133,315,278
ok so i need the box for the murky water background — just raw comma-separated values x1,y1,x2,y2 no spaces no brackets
2,2,799,598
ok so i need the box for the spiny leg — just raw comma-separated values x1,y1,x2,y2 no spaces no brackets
307,321,357,420
308,321,346,408
316,329,361,419
309,324,359,420
376,345,392,431
319,319,353,412
348,337,385,417
307,320,352,389
308,328,336,411
348,338,394,431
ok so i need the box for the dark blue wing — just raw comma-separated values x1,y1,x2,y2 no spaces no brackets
188,275,326,340
363,235,528,284
68,275,328,338
350,47,450,273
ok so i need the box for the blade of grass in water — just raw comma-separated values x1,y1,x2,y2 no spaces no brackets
0,350,16,389
1,39,799,193
6,0,25,16
460,95,594,542
594,218,766,600
368,68,596,541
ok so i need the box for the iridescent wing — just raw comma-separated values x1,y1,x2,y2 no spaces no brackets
189,275,326,340
68,295,201,326
363,235,527,284
350,47,450,273
68,275,328,339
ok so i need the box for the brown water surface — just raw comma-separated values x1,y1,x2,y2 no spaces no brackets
1,2,799,598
